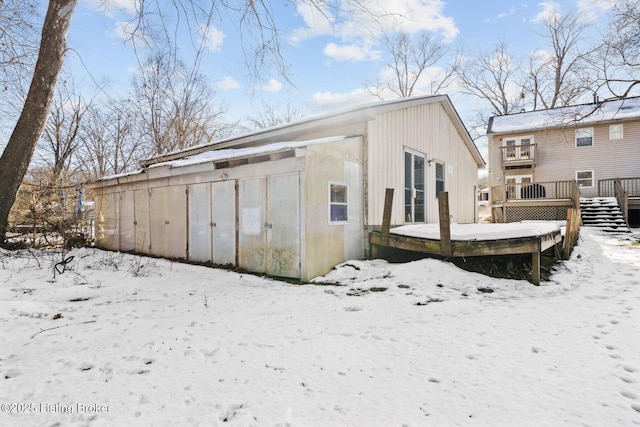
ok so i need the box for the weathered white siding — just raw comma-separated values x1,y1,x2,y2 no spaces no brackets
368,103,479,226
490,119,640,198
91,137,365,280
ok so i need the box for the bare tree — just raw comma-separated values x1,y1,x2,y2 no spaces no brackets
76,99,146,181
594,0,640,99
133,52,232,154
0,1,40,103
368,31,458,99
39,78,89,180
527,10,594,110
0,0,77,243
456,40,527,116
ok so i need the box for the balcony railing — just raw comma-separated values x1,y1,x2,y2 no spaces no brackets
500,143,537,165
491,180,579,207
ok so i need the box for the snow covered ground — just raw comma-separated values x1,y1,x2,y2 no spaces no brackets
1,227,639,426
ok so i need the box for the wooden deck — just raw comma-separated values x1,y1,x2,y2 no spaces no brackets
370,189,566,285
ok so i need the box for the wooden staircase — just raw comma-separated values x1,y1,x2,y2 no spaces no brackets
579,197,630,232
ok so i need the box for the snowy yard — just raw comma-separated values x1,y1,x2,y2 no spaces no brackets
1,228,639,426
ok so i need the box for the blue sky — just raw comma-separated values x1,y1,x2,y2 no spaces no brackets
66,0,616,126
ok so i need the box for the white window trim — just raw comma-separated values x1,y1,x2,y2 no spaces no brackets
576,170,594,188
609,124,623,140
328,181,348,225
575,128,594,147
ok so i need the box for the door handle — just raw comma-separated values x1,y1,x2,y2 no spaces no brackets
264,223,273,229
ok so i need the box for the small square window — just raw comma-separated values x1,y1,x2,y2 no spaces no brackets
610,124,623,140
576,128,593,147
329,183,348,224
576,170,594,188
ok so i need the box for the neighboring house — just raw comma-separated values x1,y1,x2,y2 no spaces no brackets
487,97,640,225
89,95,485,280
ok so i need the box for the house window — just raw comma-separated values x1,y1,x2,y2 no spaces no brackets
404,150,426,223
610,124,623,140
576,170,594,188
329,182,348,224
575,128,593,147
435,162,445,196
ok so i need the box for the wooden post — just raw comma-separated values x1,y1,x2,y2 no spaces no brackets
438,191,452,257
380,188,394,245
531,238,541,286
371,188,394,259
564,208,574,260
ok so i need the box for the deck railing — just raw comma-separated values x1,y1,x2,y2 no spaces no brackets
598,177,640,198
492,180,577,203
500,143,537,164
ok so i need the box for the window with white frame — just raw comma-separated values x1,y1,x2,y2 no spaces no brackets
609,124,623,140
329,182,348,224
575,128,593,147
435,161,445,196
576,170,594,188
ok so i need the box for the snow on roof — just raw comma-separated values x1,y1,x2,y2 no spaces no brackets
488,97,640,134
391,222,560,241
95,136,349,182
148,135,348,170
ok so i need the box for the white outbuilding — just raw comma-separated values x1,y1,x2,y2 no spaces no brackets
89,95,485,280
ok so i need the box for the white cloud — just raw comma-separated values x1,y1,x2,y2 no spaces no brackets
309,88,376,112
263,79,283,93
289,2,335,45
323,43,381,62
200,24,225,52
532,1,561,23
577,0,616,23
216,76,240,91
290,0,459,45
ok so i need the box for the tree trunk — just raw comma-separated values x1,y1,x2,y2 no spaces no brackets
0,0,77,242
